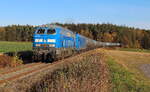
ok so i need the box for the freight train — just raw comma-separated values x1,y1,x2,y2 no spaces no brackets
32,25,120,62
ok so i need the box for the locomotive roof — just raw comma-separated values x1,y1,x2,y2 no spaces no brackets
39,24,69,30
38,24,75,33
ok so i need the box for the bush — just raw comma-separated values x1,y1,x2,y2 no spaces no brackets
0,55,23,68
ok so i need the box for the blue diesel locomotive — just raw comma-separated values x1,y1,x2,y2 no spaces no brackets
33,25,120,62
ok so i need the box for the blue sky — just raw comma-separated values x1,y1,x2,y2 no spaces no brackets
0,0,150,29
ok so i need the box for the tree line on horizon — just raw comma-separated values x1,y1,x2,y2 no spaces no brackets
0,23,150,49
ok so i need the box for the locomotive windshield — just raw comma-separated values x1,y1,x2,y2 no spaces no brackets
47,29,56,34
37,29,45,34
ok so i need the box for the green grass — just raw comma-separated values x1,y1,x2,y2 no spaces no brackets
118,48,150,53
0,41,32,53
107,57,150,92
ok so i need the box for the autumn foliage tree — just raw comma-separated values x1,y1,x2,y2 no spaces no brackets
0,23,150,49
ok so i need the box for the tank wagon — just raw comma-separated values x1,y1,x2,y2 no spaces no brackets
33,25,120,62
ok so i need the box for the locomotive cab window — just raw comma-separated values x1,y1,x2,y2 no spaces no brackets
47,29,56,34
37,29,45,34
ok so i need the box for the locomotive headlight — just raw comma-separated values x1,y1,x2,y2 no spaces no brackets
47,39,56,42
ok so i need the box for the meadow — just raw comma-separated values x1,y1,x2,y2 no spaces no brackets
118,48,150,53
106,49,150,92
0,41,32,53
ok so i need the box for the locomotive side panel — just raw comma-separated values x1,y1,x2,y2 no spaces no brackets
75,34,87,51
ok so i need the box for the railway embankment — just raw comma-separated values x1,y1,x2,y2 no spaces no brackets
0,49,110,92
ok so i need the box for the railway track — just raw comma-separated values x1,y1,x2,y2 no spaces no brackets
0,62,54,86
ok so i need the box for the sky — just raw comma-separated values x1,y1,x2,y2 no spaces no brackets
0,0,150,29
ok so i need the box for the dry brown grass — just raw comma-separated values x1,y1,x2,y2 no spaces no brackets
27,52,110,92
0,54,23,68
107,50,150,69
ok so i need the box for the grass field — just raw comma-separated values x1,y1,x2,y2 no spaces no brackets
118,48,150,53
0,41,32,53
105,49,150,92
